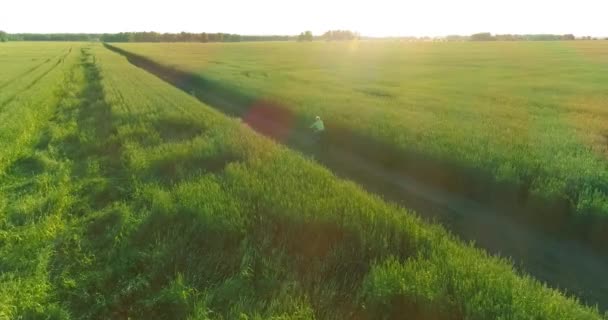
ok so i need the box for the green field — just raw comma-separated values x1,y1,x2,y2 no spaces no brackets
112,41,608,227
0,42,605,318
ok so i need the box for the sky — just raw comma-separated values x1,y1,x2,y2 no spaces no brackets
1,0,606,37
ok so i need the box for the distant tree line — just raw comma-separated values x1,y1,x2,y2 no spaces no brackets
241,35,294,41
4,33,99,41
321,30,360,41
297,31,313,42
469,32,583,41
370,33,604,42
364,34,607,42
0,32,296,43
100,32,300,42
498,34,576,41
1,30,362,43
100,32,246,42
1,31,603,43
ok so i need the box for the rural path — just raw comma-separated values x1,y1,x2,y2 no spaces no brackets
106,44,608,311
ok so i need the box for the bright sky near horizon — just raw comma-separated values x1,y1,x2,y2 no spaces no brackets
2,0,606,37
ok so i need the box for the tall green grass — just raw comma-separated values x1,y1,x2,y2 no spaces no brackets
0,42,72,88
111,41,608,223
0,43,604,319
0,43,81,318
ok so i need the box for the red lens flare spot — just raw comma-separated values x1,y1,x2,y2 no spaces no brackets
243,100,295,142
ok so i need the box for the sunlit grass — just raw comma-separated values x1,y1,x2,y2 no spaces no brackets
115,41,608,218
0,43,604,319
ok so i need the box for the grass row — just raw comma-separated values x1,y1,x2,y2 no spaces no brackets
0,43,74,175
110,41,608,237
0,44,82,318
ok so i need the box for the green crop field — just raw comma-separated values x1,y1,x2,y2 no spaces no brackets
0,42,74,176
112,41,608,228
0,42,605,319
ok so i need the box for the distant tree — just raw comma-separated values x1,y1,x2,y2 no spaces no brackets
138,32,161,42
297,31,313,42
322,30,358,41
241,35,293,41
526,34,566,41
305,31,313,41
495,34,514,41
470,32,495,41
101,33,129,42
0,31,7,42
161,33,176,42
223,34,240,42
562,34,575,41
177,32,190,42
446,35,469,41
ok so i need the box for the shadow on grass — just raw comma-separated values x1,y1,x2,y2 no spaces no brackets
146,152,240,186
65,48,127,211
7,154,47,177
154,116,204,142
53,198,424,318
